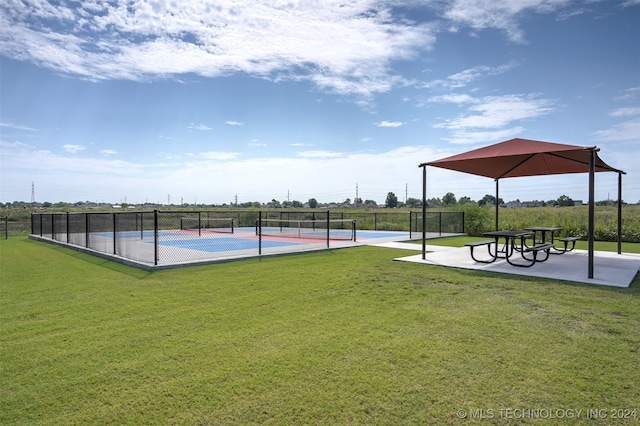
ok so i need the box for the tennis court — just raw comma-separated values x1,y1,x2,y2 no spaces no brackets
30,210,465,269
91,227,426,267
33,227,457,269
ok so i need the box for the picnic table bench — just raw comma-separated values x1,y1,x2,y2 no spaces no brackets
555,236,578,253
464,230,556,267
465,240,497,263
510,243,554,267
523,227,577,254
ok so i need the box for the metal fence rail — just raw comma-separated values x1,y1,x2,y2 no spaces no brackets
30,209,464,267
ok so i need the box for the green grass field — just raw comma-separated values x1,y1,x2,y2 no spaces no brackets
1,237,639,424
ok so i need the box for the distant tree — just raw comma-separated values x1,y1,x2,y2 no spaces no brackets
442,192,457,206
364,199,378,207
427,197,442,207
385,192,398,208
406,197,421,208
354,197,363,207
267,199,281,208
292,200,303,208
308,198,318,208
556,194,574,207
478,194,503,207
458,196,473,205
343,198,351,206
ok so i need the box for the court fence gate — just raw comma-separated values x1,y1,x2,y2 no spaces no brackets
30,209,464,268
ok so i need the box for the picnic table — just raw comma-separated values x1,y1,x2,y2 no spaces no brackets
524,227,561,244
523,227,578,254
465,230,554,268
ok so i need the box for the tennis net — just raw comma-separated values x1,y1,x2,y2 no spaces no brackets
180,217,234,234
256,218,356,241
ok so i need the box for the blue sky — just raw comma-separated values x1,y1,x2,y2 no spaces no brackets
1,0,639,205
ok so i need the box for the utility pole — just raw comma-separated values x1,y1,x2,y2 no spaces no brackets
406,183,408,204
355,183,359,208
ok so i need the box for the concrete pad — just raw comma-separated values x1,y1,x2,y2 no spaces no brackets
369,241,453,252
394,246,640,287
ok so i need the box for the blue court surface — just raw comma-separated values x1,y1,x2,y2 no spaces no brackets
153,230,413,253
158,236,305,251
35,228,456,269
95,229,414,254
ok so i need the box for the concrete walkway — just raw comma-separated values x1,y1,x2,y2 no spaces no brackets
369,241,640,288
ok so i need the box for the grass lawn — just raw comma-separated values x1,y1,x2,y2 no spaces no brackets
1,237,639,424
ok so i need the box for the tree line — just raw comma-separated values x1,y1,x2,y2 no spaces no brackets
0,192,630,211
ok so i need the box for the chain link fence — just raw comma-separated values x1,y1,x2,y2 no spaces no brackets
30,209,464,268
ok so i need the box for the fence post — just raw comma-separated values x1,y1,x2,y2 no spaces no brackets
353,220,357,242
113,212,117,254
154,210,158,266
439,212,442,236
326,210,330,248
85,213,89,248
258,210,262,255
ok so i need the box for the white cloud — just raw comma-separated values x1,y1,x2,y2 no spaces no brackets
434,94,555,130
197,151,241,161
443,127,526,144
593,100,640,143
0,1,437,97
428,94,475,104
225,121,244,126
377,120,403,127
3,138,632,205
446,63,516,87
63,144,85,153
100,149,118,155
0,120,37,131
609,107,640,118
443,0,572,43
593,118,640,143
2,143,139,175
614,87,640,102
423,63,517,90
188,123,212,131
297,150,343,158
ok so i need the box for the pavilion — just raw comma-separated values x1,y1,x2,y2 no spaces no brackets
419,138,626,279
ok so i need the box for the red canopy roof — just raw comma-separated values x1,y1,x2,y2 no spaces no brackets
420,138,623,179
